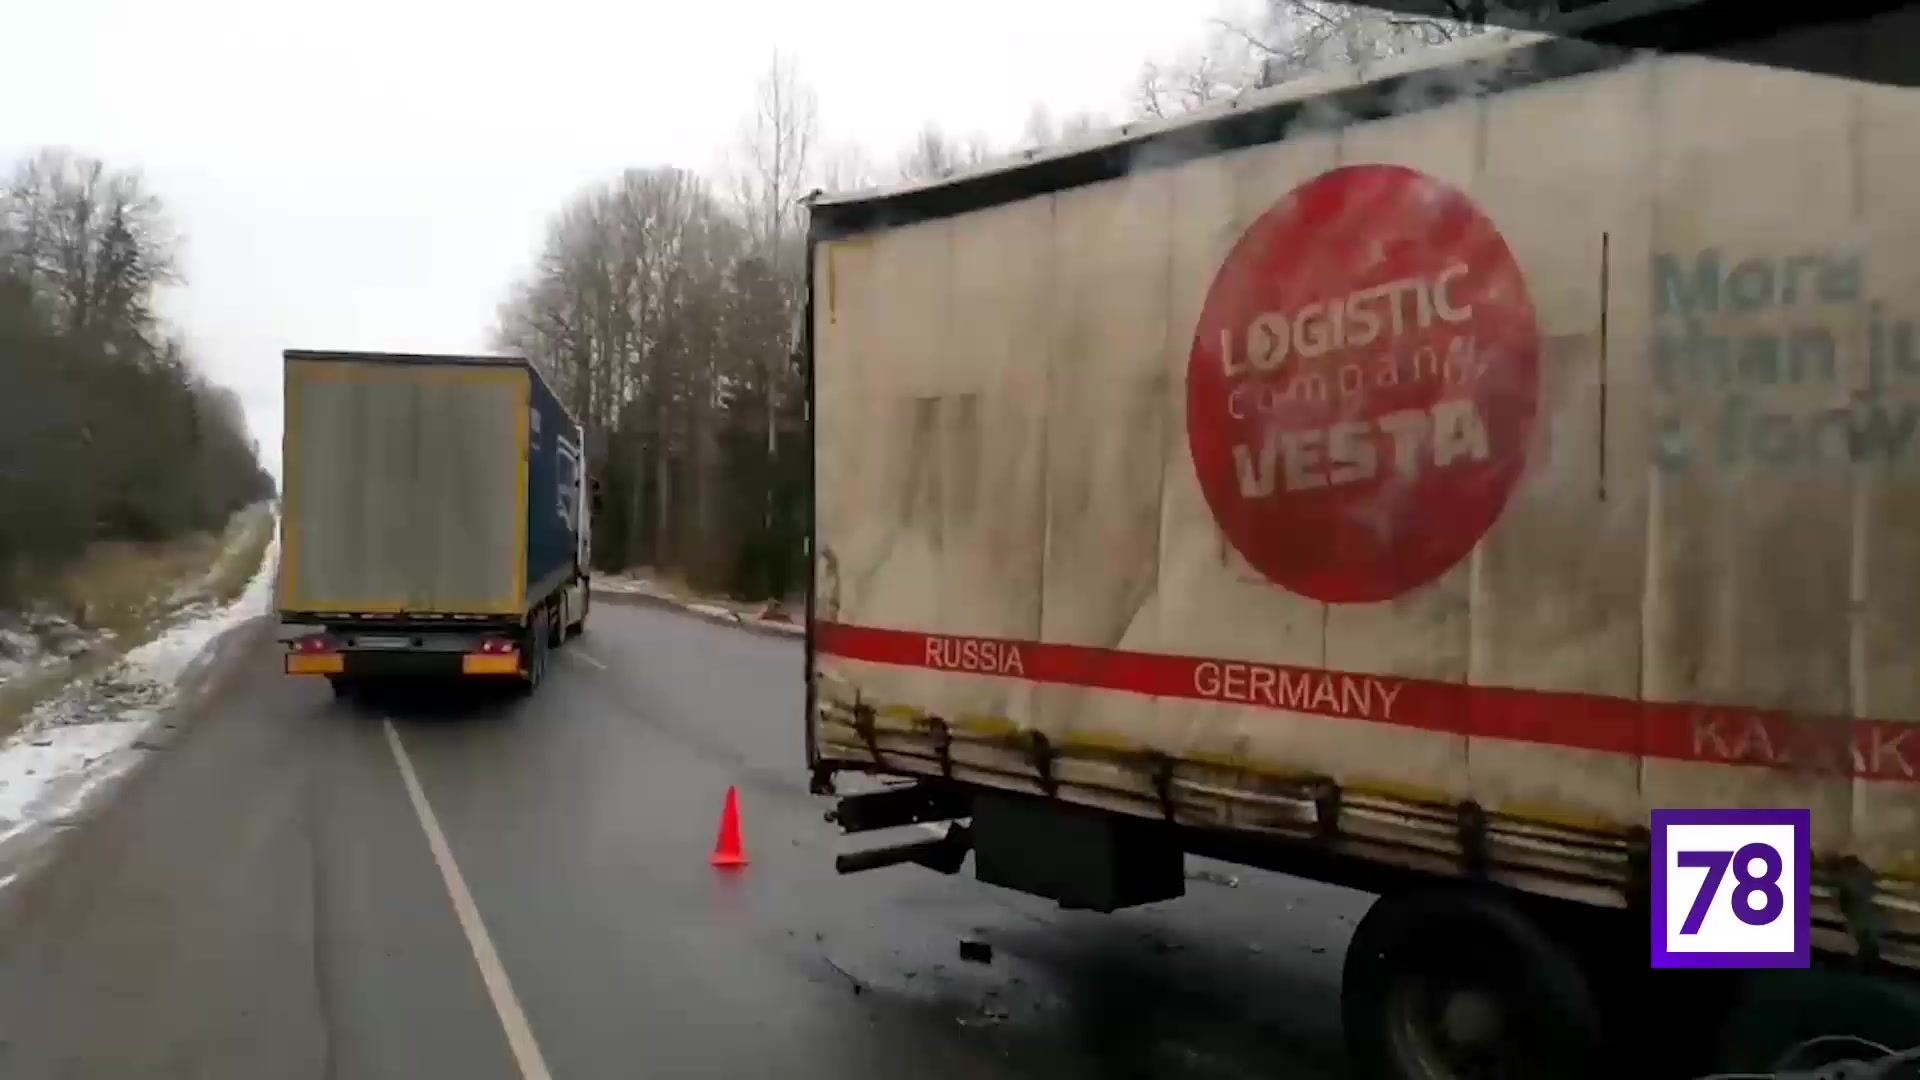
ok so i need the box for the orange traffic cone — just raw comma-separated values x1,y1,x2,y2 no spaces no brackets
710,785,748,868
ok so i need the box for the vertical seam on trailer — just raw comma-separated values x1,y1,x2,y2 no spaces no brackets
281,362,304,612
513,374,531,618
804,229,822,776
1599,230,1611,502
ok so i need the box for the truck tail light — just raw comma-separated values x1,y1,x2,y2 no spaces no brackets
286,634,344,675
463,636,521,676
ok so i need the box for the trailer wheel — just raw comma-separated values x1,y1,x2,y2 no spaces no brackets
1711,968,1920,1073
518,609,550,694
1342,888,1602,1080
328,676,356,701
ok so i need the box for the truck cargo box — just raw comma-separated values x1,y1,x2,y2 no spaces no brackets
277,350,582,620
805,18,1920,965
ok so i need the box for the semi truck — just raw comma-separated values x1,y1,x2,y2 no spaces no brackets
276,350,592,695
801,3,1920,1076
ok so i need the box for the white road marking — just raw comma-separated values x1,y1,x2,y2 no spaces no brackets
382,720,554,1080
571,650,607,671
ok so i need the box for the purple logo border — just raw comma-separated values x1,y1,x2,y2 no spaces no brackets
1650,807,1811,969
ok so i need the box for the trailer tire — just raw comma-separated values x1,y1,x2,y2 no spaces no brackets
328,676,356,701
1711,968,1920,1072
518,608,550,695
1342,887,1602,1080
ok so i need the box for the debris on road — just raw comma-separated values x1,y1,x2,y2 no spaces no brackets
957,1003,1011,1028
1186,867,1240,888
821,955,867,995
958,937,993,964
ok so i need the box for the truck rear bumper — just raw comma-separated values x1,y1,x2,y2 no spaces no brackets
281,624,522,680
286,650,522,679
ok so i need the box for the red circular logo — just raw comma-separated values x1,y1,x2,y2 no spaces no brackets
1187,164,1540,604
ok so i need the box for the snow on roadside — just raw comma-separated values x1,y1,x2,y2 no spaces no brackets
686,602,744,623
0,525,279,861
0,626,48,686
0,614,107,687
592,574,661,597
591,574,803,637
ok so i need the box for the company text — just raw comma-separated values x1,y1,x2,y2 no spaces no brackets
1652,247,1920,472
1193,660,1404,720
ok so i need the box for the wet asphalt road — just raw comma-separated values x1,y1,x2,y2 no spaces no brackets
0,600,1373,1079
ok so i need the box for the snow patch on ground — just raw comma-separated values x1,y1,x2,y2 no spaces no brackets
687,602,744,623
0,614,107,687
591,574,803,637
0,526,278,879
0,628,45,686
592,575,658,596
0,721,160,843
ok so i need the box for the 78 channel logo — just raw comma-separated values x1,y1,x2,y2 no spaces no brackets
1652,808,1810,969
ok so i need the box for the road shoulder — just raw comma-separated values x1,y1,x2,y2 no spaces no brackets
0,613,273,919
590,579,804,641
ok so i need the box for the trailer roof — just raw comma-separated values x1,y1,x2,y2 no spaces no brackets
281,350,582,435
810,22,1556,211
283,349,530,368
806,0,1908,240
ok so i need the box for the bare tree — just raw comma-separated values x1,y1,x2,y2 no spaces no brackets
898,127,952,182
815,141,879,194
1020,104,1110,150
511,53,1245,599
499,51,835,591
1134,0,1541,116
730,52,817,287
3,149,178,350
1059,112,1105,144
897,124,994,182
729,53,821,550
0,147,269,592
1021,105,1056,150
1138,49,1246,118
497,162,794,587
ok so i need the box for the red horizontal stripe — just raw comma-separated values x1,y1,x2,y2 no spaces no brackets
813,622,1920,783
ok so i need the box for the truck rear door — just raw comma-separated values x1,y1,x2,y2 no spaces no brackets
279,355,529,617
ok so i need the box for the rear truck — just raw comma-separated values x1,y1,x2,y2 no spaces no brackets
275,350,593,695
801,4,1920,1077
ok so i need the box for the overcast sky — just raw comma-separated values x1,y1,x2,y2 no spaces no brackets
2,0,1216,480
